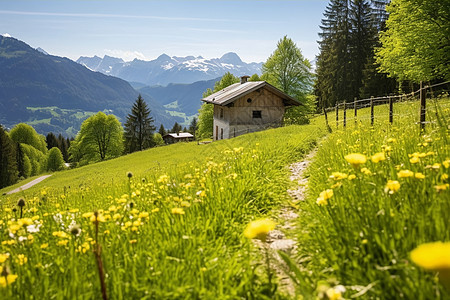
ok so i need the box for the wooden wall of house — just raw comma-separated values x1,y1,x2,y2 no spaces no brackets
212,87,286,140
228,88,285,125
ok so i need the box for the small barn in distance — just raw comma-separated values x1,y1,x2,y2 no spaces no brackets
201,76,301,140
163,132,194,144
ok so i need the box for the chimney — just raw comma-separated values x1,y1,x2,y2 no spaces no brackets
240,75,250,84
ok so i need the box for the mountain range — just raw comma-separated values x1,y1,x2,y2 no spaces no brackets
0,35,180,136
77,52,262,86
0,35,260,137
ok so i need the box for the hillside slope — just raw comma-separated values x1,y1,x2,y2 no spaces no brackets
0,36,180,135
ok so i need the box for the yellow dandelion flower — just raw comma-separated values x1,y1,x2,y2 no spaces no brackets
411,242,450,270
0,253,10,263
40,243,49,249
397,170,414,178
151,208,160,213
18,218,33,226
243,219,276,241
319,189,334,200
414,172,425,179
331,182,342,189
2,240,16,246
16,254,27,265
171,208,185,215
371,152,386,163
129,239,137,244
344,153,366,167
138,212,149,219
385,180,400,194
90,213,106,223
330,172,348,180
361,168,372,175
316,197,328,206
52,231,68,239
434,184,449,192
348,174,356,180
443,159,450,169
387,138,396,143
57,240,69,246
326,286,346,300
180,201,191,207
82,212,94,218
0,274,18,287
442,174,449,181
410,156,420,164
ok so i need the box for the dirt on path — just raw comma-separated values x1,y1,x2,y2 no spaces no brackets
5,175,52,195
253,149,317,298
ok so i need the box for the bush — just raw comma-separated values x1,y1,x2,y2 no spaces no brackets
47,147,65,171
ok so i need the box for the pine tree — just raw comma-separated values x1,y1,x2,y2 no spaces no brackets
124,95,156,153
315,0,396,107
16,142,25,178
46,132,59,150
0,125,18,188
57,134,69,162
158,124,167,137
189,117,198,137
171,122,182,134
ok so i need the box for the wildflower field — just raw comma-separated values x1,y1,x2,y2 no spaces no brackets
0,121,325,299
0,98,449,299
291,99,450,298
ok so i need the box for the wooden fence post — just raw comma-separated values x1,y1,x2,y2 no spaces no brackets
354,97,357,125
389,96,393,124
335,103,339,128
420,81,426,131
323,107,331,132
370,96,374,126
343,100,347,128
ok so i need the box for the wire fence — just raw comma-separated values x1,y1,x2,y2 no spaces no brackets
322,81,450,131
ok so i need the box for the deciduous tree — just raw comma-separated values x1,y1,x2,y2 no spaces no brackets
376,0,450,82
197,72,239,139
70,112,123,163
47,147,65,171
262,36,313,102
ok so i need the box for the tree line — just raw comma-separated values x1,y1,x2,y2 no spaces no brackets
314,0,449,108
0,95,185,189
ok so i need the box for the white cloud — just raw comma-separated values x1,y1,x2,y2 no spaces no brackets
104,49,147,62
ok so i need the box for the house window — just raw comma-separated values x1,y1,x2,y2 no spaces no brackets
247,98,252,103
220,108,224,119
220,128,223,140
252,110,262,119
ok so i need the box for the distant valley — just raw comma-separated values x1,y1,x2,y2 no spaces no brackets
0,35,262,137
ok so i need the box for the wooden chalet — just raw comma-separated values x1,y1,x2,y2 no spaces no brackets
201,76,301,140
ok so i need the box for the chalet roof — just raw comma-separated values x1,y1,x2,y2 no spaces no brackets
201,81,301,106
163,132,194,139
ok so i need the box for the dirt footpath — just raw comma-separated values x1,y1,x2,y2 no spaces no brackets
5,175,52,195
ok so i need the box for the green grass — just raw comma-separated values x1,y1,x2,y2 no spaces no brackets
0,123,326,299
286,98,450,298
1,97,448,299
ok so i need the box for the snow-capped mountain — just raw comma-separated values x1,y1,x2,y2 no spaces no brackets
77,52,262,86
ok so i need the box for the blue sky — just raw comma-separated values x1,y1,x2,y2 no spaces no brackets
0,0,328,63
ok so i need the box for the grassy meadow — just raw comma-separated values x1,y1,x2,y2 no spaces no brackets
0,97,449,299
291,98,450,298
0,121,325,299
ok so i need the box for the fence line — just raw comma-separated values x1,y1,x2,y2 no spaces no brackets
323,81,450,131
